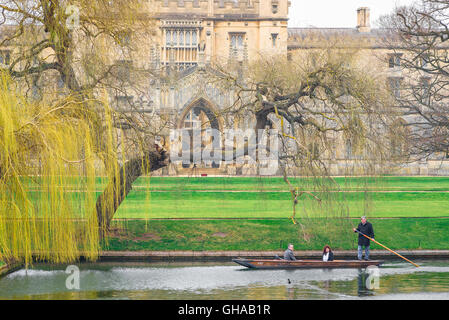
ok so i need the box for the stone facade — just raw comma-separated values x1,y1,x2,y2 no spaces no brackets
2,2,448,176
141,2,449,176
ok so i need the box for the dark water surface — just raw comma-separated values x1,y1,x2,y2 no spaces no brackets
1,260,449,300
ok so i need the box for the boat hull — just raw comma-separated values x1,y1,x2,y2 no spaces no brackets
232,259,383,269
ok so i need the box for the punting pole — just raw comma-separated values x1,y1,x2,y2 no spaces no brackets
355,230,419,268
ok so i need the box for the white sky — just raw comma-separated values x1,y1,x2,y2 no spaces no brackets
288,0,417,28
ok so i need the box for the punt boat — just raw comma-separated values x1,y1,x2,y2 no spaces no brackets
233,258,383,269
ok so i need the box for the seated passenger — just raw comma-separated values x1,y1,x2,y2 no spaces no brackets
283,244,297,261
322,245,334,262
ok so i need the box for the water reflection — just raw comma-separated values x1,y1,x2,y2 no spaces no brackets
357,269,376,297
0,261,448,300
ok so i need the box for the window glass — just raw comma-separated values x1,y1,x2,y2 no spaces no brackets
272,33,278,47
166,31,171,46
192,31,197,46
389,54,402,68
388,78,402,98
238,35,243,47
173,31,177,46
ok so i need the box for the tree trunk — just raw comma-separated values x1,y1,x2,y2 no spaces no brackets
95,147,168,238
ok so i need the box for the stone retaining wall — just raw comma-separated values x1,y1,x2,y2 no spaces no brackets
99,250,449,262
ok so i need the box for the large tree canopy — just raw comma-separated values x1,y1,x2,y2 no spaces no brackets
0,0,169,265
380,0,449,159
209,44,398,231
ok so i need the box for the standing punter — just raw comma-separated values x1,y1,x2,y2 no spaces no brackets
352,216,375,261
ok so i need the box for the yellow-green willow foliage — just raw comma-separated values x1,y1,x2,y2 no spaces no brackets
0,74,123,266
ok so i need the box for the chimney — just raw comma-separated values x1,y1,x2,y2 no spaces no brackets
357,7,371,33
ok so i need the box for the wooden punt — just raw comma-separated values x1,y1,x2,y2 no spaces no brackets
233,258,383,269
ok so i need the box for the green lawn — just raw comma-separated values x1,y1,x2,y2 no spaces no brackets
13,176,449,251
105,218,449,251
115,191,449,218
22,176,449,191
133,176,449,191
121,177,449,219
25,176,449,218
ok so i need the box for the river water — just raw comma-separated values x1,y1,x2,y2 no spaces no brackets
1,260,449,300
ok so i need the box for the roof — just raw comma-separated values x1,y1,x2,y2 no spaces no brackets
287,27,398,49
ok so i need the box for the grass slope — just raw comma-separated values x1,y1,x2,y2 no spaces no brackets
115,191,449,218
105,218,449,251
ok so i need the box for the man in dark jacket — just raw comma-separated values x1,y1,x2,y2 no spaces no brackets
353,216,375,261
283,244,297,261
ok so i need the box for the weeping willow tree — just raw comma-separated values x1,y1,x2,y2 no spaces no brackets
210,41,400,244
0,1,169,264
0,73,108,265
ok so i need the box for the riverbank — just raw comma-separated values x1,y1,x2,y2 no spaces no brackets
0,262,22,279
104,218,449,251
99,249,449,262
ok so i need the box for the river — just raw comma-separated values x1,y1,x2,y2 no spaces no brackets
1,260,449,299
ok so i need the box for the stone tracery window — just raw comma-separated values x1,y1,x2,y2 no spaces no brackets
390,119,410,159
160,20,202,72
388,53,402,68
271,33,278,47
179,103,221,169
229,32,246,61
388,77,403,99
